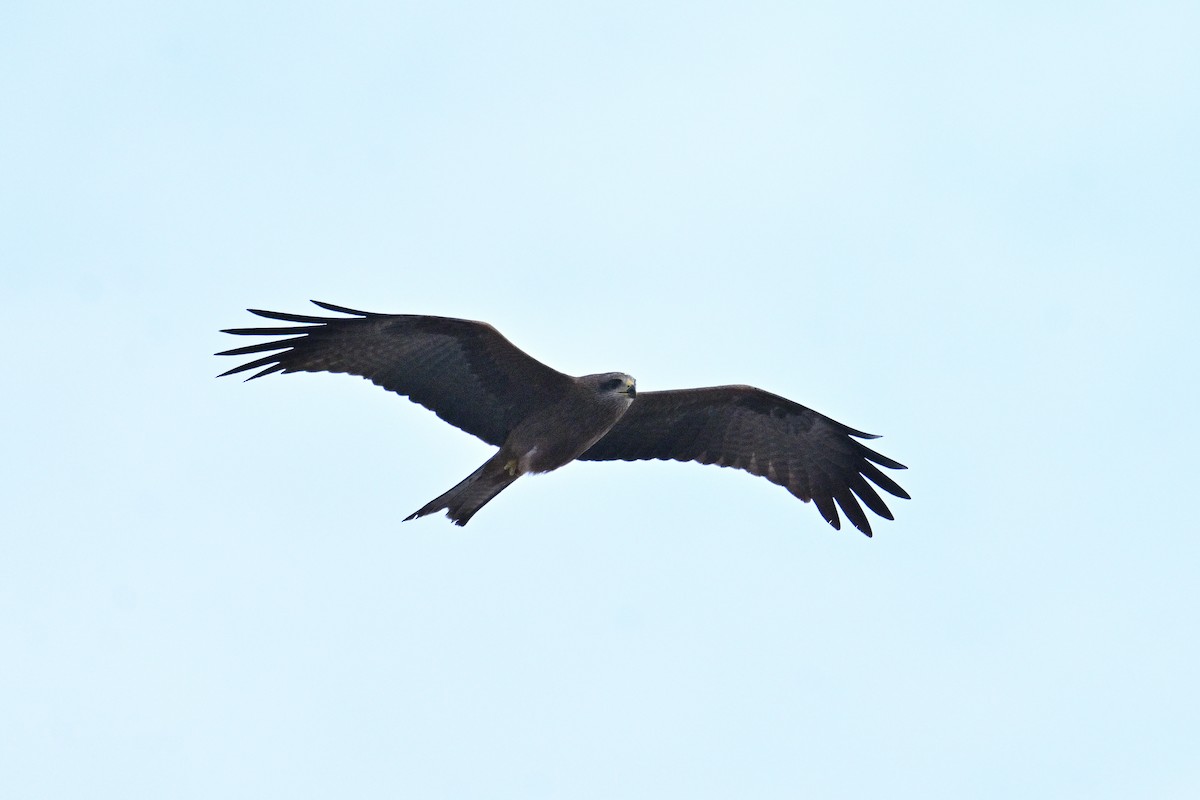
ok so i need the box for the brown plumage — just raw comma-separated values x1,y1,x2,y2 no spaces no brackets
217,301,909,534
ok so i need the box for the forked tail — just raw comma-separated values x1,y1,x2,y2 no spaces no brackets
403,455,521,526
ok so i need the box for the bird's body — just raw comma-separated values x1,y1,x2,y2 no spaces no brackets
218,301,909,534
407,371,636,524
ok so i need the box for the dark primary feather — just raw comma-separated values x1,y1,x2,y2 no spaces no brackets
580,386,909,536
216,301,574,447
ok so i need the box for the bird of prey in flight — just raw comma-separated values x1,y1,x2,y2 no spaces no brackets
217,301,908,535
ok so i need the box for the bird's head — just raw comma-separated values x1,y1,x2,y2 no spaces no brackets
587,372,637,399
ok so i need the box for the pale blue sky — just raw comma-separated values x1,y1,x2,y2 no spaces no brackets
3,2,1198,797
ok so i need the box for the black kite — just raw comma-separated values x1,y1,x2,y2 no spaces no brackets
217,301,909,534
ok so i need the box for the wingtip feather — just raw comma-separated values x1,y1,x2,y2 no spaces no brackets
310,300,377,317
246,308,330,324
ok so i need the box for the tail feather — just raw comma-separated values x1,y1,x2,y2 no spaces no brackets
404,456,520,526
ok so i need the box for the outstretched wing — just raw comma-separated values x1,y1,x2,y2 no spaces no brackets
216,301,574,447
579,385,909,536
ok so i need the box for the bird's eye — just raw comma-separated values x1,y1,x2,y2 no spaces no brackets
604,378,624,391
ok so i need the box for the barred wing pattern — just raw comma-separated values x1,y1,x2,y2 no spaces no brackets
580,386,909,536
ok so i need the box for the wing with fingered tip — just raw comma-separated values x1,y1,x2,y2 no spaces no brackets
216,301,574,447
579,385,909,536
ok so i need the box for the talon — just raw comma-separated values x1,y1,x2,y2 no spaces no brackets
504,459,518,477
